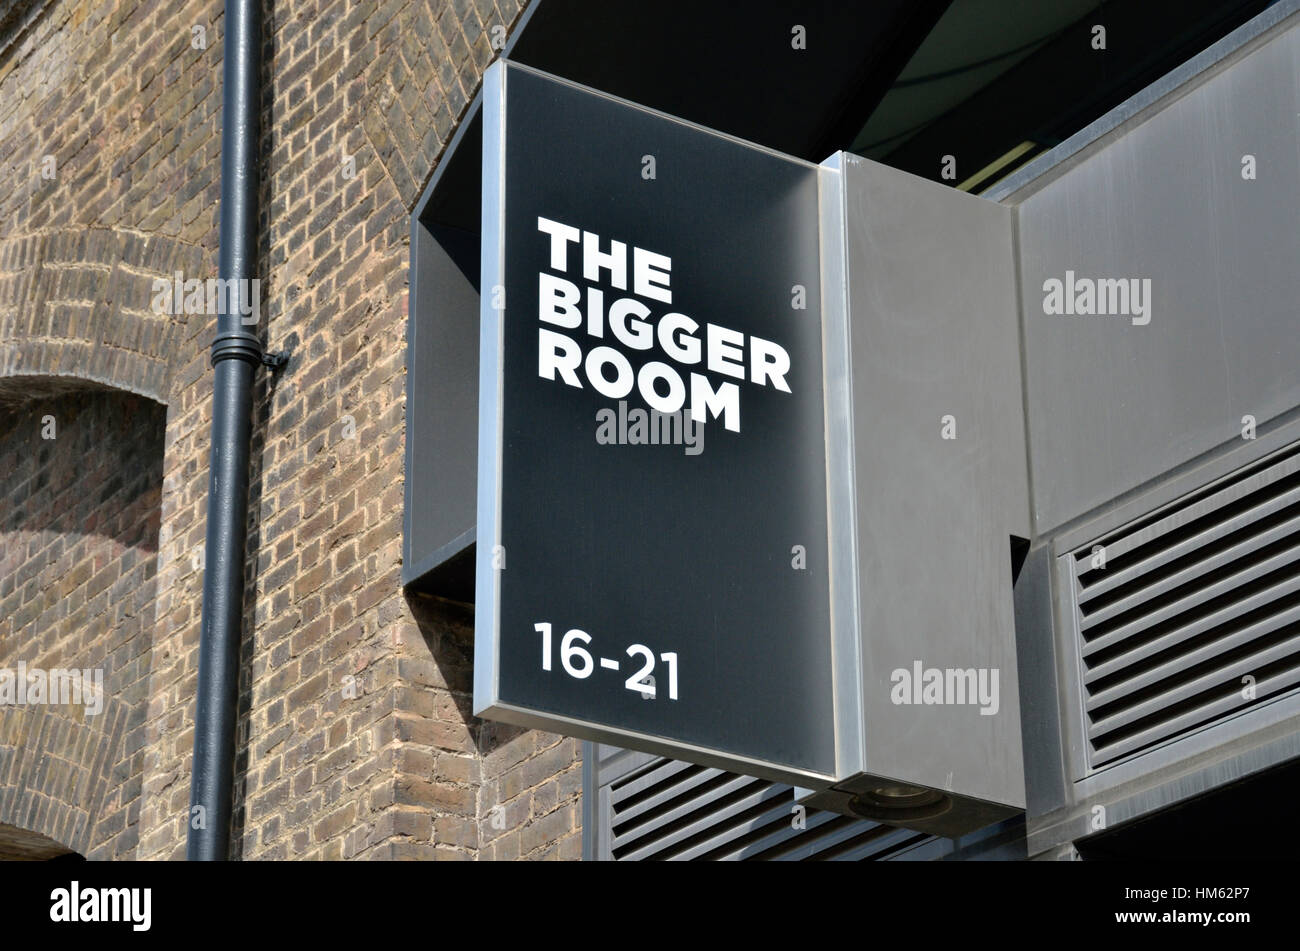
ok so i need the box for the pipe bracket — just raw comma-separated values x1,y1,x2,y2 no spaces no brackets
209,329,264,367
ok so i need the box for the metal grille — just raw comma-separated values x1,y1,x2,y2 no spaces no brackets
1069,441,1300,769
598,754,932,861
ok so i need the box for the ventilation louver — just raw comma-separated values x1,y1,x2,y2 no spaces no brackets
605,758,932,860
1069,442,1300,770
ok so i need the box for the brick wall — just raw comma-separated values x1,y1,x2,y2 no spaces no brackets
0,0,582,861
0,390,164,859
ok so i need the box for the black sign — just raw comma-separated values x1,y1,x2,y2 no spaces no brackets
475,62,837,781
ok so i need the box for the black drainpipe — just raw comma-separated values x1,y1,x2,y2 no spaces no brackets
188,0,268,861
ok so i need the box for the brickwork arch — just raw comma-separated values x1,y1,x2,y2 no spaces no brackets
0,696,137,858
0,229,206,407
0,819,81,860
359,0,505,211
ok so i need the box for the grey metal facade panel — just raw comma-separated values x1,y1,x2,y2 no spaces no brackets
1009,8,1300,537
404,7,546,593
838,155,1028,812
1008,8,1300,858
402,222,480,591
403,95,484,595
1012,543,1069,819
818,152,866,784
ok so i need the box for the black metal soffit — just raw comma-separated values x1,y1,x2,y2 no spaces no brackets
507,0,954,162
871,0,1275,190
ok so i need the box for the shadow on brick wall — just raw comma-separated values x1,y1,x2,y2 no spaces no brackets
0,387,166,859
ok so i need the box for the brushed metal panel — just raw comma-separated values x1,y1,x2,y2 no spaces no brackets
1013,18,1300,534
841,155,1028,812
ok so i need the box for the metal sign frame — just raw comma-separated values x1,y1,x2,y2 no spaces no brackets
472,60,860,789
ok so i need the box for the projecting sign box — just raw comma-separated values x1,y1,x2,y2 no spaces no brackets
473,61,852,787
471,61,1027,831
